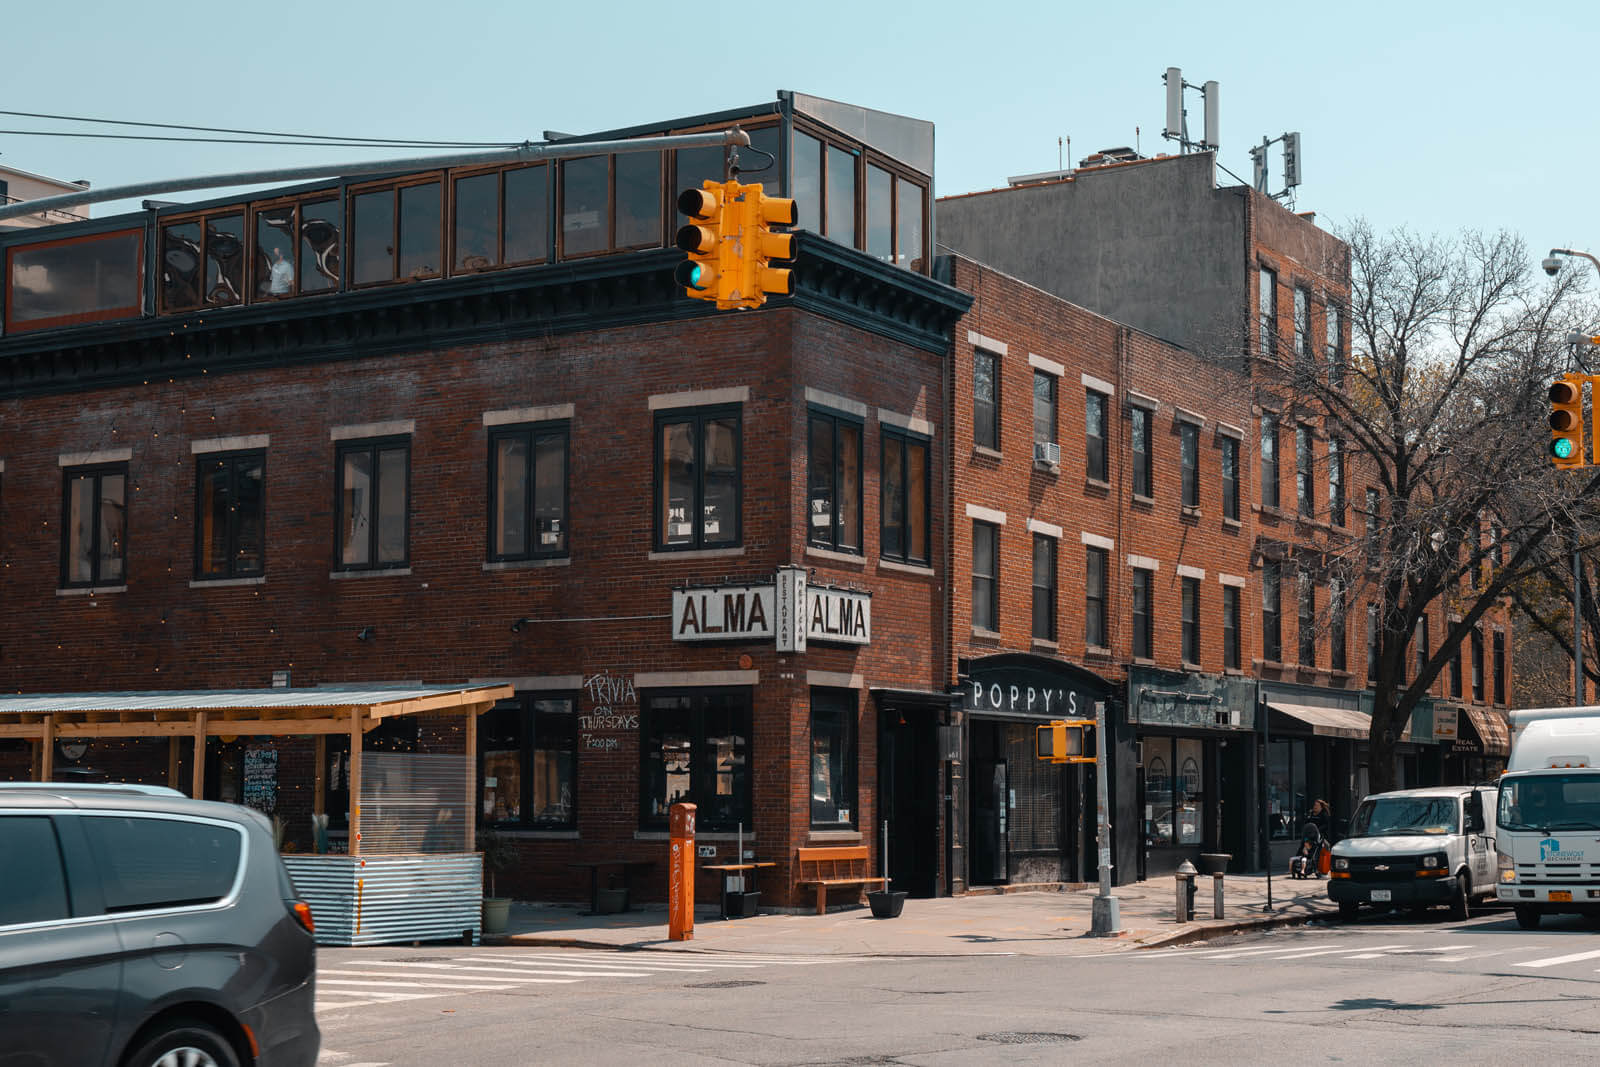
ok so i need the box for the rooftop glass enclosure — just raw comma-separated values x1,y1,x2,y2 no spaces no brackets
0,93,934,337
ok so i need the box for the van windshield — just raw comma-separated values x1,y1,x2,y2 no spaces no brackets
1348,796,1458,837
1498,773,1600,832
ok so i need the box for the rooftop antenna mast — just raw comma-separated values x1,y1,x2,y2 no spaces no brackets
1248,132,1302,206
1162,67,1220,155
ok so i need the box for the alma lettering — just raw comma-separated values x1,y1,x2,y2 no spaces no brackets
677,589,770,637
809,591,867,636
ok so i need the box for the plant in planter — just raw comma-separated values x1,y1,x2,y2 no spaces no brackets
479,827,518,937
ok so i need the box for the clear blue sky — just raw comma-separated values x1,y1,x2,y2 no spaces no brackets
6,0,1596,257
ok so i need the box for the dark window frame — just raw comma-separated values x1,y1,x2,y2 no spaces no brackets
807,407,864,555
1223,584,1241,671
159,209,248,314
1132,566,1154,660
1296,424,1315,518
347,175,444,289
334,435,411,572
1131,403,1153,498
487,420,571,563
973,349,1000,451
1085,390,1109,482
1179,420,1200,508
1471,628,1485,702
1450,640,1464,699
450,161,551,274
972,520,999,632
477,691,580,832
1492,630,1506,705
1326,302,1345,388
880,428,931,566
1298,571,1317,668
1221,434,1241,521
1330,577,1348,673
1328,437,1345,526
249,190,343,302
1259,265,1278,357
1085,546,1109,649
1033,370,1057,447
5,227,146,333
1261,412,1280,510
653,405,742,552
1262,559,1283,663
194,449,266,581
809,688,858,830
60,461,129,589
1181,575,1201,665
1032,533,1057,642
638,687,753,833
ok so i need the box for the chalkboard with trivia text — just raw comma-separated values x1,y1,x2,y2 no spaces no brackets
242,746,279,814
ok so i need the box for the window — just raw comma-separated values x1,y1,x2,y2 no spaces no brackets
350,180,441,286
880,430,929,564
7,229,144,332
1367,604,1380,681
61,463,127,588
1262,559,1282,662
1330,577,1347,673
195,451,265,580
490,422,569,561
1493,630,1506,704
1221,435,1240,521
1223,585,1241,671
1293,286,1311,370
0,816,70,926
479,694,578,830
1179,421,1199,508
972,521,999,632
336,437,409,570
974,350,999,450
655,407,740,551
453,163,549,272
1365,488,1382,565
1085,391,1108,481
1471,628,1485,702
558,152,662,258
896,175,926,271
1328,437,1345,526
1032,534,1057,642
1182,576,1200,665
1492,521,1505,567
81,815,241,911
1132,566,1154,659
862,164,928,270
1261,413,1280,509
826,144,858,248
1033,371,1057,448
640,689,751,832
160,212,246,312
1085,546,1108,649
1259,266,1277,356
1296,425,1314,517
810,689,857,828
792,130,823,235
1451,640,1464,699
1326,304,1345,388
1415,616,1429,681
807,410,862,554
1298,571,1316,668
867,164,892,261
1131,405,1153,498
254,195,340,299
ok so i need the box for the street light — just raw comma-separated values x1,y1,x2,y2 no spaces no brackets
1540,248,1598,705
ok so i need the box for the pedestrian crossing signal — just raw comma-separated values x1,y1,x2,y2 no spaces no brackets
1037,719,1096,764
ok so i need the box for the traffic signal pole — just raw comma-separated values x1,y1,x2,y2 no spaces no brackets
1090,699,1121,936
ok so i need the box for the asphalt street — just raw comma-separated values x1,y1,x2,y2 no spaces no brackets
314,909,1600,1066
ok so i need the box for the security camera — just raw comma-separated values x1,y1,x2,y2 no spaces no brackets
1543,256,1564,276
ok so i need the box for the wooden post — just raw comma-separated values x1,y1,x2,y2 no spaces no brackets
167,738,180,789
192,711,207,799
348,708,362,857
313,735,326,816
40,716,55,783
464,705,477,853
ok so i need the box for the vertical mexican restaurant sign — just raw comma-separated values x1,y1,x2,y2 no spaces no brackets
673,569,870,648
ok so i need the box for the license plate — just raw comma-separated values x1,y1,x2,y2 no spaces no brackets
1549,890,1573,903
1370,889,1392,902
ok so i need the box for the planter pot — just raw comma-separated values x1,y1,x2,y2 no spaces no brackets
482,896,512,936
595,887,630,914
722,889,760,919
1199,853,1232,876
867,889,907,919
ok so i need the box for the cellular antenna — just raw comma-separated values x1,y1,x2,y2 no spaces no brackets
1161,67,1220,154
1249,131,1304,204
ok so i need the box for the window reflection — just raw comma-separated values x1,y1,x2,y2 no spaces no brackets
299,199,340,293
352,190,395,286
896,177,924,271
792,131,821,234
255,206,297,299
826,144,856,246
614,151,661,249
866,164,892,261
161,221,203,311
503,165,548,264
561,156,608,256
205,215,244,306
454,172,498,271
398,182,441,279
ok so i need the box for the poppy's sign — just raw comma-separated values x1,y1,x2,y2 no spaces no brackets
671,585,776,642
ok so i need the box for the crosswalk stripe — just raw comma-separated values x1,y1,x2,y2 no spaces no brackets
320,968,550,981
1514,948,1600,969
1383,945,1474,954
471,953,758,970
1194,945,1322,960
1432,951,1505,962
1267,946,1402,960
352,961,657,979
317,978,517,990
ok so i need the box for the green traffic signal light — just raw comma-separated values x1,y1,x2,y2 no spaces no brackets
1553,436,1576,460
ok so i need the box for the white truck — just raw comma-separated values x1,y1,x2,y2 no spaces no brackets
1495,706,1600,929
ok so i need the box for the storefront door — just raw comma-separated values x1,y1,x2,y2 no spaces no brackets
971,759,1009,885
879,708,940,897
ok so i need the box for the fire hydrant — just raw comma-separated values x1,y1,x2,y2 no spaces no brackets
1175,860,1198,923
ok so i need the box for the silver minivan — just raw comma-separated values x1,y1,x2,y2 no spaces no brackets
1327,785,1498,921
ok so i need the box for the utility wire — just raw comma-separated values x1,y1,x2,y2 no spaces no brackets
0,129,521,149
0,107,517,148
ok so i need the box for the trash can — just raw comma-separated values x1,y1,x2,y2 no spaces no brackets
722,889,760,919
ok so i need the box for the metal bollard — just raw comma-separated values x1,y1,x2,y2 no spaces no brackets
1175,860,1198,923
1212,872,1225,919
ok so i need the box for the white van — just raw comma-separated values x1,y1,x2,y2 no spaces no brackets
1495,707,1600,929
1327,785,1498,921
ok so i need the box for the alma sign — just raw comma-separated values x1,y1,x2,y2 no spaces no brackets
671,585,775,642
673,572,871,648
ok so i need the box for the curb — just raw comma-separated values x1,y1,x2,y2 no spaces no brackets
1137,909,1334,949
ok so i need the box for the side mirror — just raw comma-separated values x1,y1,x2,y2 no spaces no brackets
1465,791,1485,834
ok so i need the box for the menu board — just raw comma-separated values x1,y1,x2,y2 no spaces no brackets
242,746,279,814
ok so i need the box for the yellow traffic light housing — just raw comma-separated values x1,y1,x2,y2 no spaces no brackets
1549,374,1585,468
675,182,726,303
746,184,797,300
1036,719,1096,764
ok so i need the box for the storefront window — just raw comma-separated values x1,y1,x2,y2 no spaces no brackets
1143,740,1172,847
809,689,856,828
1268,738,1307,839
640,689,750,832
1175,739,1203,845
478,694,578,831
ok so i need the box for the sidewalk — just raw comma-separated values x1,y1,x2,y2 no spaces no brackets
496,873,1337,958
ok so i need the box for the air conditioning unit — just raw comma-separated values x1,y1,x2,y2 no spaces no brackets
1034,441,1061,469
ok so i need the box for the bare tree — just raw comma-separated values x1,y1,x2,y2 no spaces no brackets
1251,222,1595,795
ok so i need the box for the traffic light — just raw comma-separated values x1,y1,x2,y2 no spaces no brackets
1549,374,1585,468
741,183,797,303
1036,719,1096,764
675,182,726,303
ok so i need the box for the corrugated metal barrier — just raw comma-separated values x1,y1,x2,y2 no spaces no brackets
284,853,482,946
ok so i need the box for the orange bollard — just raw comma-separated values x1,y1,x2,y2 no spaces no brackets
668,802,696,941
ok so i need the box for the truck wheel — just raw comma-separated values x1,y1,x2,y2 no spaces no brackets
1338,901,1359,921
1514,905,1541,930
1449,873,1471,922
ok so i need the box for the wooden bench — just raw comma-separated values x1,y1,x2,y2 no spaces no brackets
795,845,884,915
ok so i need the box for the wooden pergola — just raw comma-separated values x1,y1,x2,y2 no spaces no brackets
0,684,511,855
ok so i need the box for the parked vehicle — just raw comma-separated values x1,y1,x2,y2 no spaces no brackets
1495,707,1600,929
1327,785,1498,921
0,782,319,1066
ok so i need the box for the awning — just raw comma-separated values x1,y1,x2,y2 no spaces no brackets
1459,704,1510,758
1269,701,1412,742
